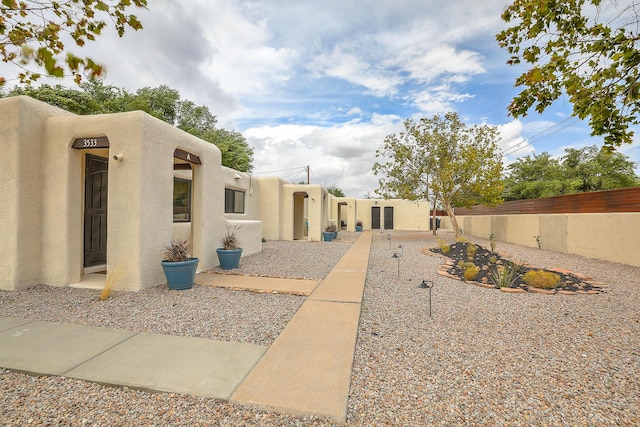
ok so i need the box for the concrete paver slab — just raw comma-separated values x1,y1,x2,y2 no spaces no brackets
195,273,320,295
309,271,367,303
232,299,361,422
0,321,136,375
67,332,267,400
0,317,34,333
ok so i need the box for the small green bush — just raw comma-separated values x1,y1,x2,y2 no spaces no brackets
463,264,479,281
523,270,561,289
488,255,497,264
437,238,450,254
466,244,477,261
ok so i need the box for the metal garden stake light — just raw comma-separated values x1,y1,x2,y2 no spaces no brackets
392,252,401,278
419,280,434,318
398,244,404,257
387,234,392,248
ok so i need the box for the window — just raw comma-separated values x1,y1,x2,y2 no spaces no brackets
225,188,245,213
173,178,191,222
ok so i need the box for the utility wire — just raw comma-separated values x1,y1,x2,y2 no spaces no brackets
252,166,307,175
502,118,581,157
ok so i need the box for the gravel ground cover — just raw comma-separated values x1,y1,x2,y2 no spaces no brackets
1,230,639,426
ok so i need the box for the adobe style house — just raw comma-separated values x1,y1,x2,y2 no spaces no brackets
4,96,437,291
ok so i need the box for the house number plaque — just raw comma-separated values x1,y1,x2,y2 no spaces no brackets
72,136,110,149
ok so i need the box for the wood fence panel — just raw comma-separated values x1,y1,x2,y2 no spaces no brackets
455,187,640,215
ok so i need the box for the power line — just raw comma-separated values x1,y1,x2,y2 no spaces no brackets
501,117,579,157
252,165,307,175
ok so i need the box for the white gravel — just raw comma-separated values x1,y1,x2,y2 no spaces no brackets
1,230,639,426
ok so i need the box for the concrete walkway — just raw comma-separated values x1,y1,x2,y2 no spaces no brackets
0,231,371,423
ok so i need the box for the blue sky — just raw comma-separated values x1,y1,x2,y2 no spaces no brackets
3,0,639,197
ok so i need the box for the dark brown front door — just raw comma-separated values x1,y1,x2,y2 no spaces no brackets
384,206,394,230
371,206,381,229
84,155,108,267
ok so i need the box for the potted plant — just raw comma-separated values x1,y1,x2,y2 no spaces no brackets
355,220,363,232
161,239,199,290
323,224,336,242
216,226,243,269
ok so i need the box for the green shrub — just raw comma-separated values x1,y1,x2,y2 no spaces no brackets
466,244,477,261
463,264,479,281
488,255,497,264
523,270,561,289
437,238,450,254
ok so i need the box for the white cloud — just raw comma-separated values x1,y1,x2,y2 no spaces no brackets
246,117,403,197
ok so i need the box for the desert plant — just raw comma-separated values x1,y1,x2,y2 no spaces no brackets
489,260,526,289
488,255,498,264
456,236,468,243
466,243,477,260
356,220,363,227
460,261,476,270
534,235,542,249
221,226,241,250
463,264,479,281
523,270,561,289
436,238,451,254
325,223,338,232
489,233,497,253
163,239,192,262
99,264,126,301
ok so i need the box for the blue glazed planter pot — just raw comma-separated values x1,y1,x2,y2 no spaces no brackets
355,225,363,232
216,248,243,269
161,258,199,290
322,231,334,242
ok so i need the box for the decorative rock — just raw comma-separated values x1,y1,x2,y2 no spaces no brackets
527,287,556,295
474,282,495,289
500,287,525,293
558,290,577,295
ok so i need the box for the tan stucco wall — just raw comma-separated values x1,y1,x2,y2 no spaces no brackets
254,176,283,241
0,97,74,290
1,96,264,291
331,198,433,231
454,213,640,267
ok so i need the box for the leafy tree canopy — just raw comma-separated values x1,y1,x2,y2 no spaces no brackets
0,0,147,86
503,145,639,200
326,185,345,197
4,81,254,171
373,112,504,237
497,0,640,149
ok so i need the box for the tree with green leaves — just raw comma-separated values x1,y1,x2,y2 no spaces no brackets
503,145,639,200
497,0,640,149
373,112,504,237
3,81,254,171
326,185,345,197
503,152,566,200
0,0,147,86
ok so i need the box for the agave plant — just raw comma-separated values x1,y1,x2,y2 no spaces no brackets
163,239,192,262
220,226,241,250
489,260,526,289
